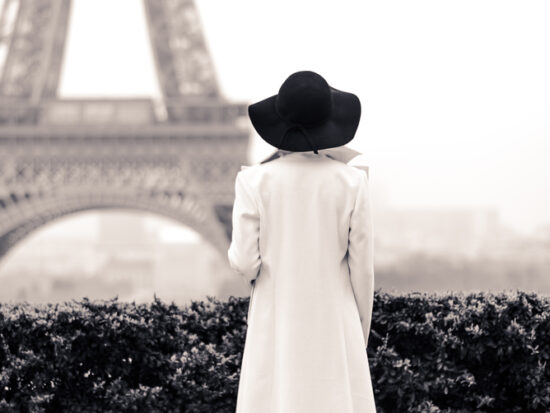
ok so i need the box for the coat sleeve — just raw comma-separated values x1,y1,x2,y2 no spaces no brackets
348,171,375,347
227,171,262,285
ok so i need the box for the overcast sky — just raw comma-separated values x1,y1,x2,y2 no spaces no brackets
58,0,550,235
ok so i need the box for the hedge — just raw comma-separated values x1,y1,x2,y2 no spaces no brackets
0,290,549,412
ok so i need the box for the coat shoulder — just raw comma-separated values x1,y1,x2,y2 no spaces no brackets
326,158,369,182
237,163,265,183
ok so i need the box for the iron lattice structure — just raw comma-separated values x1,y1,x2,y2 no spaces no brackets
0,0,249,259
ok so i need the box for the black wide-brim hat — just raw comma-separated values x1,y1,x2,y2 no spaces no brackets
248,71,361,153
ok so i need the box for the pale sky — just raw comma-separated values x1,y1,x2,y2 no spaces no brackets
58,0,550,235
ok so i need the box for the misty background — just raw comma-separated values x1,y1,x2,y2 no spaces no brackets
1,0,549,304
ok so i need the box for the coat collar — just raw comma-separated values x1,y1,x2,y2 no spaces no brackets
259,146,362,164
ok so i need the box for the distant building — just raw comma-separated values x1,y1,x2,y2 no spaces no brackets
98,211,156,250
152,241,231,305
99,255,154,290
373,205,504,264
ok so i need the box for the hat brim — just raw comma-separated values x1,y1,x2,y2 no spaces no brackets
248,87,361,152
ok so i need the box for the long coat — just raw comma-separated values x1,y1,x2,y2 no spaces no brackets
227,150,376,413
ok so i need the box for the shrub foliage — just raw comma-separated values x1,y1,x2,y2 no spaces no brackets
0,290,549,412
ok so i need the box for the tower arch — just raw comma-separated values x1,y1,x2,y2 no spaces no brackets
0,0,249,263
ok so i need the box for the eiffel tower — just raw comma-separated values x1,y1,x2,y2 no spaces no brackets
0,0,249,261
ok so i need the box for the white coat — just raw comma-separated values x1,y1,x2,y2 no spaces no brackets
227,149,376,413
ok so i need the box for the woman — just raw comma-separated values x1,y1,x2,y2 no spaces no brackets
228,71,376,412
